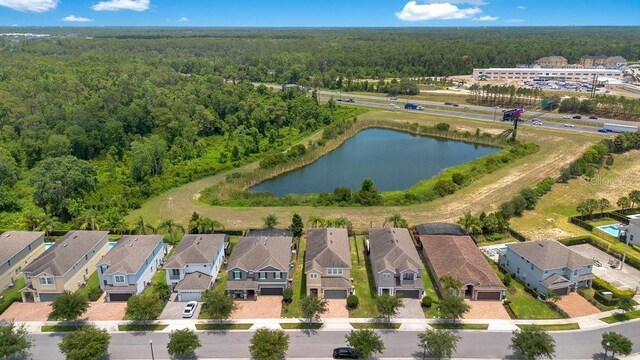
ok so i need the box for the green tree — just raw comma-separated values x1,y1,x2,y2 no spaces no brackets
597,198,611,217
616,296,635,312
439,276,463,296
290,213,304,238
130,135,167,182
354,178,383,206
201,290,237,323
167,328,202,359
0,321,32,359
616,196,631,210
153,281,172,302
307,215,325,228
458,212,482,235
78,209,101,231
0,147,19,187
125,293,163,324
601,332,633,359
383,213,408,228
134,216,156,235
576,199,599,219
543,289,561,303
345,329,385,359
417,329,460,360
629,190,640,209
43,134,72,158
438,295,470,323
249,328,289,360
263,214,279,229
58,324,110,360
301,295,328,325
509,326,556,360
49,291,89,322
158,218,185,243
375,293,404,324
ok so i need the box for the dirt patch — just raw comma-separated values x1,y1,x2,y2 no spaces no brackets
464,300,511,320
0,302,51,321
322,300,349,319
231,296,283,320
555,292,600,318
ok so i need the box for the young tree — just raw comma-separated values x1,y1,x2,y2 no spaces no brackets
616,196,631,210
153,281,171,302
345,329,385,359
263,214,279,229
601,332,633,359
0,321,32,359
543,289,561,303
58,324,110,360
306,215,325,228
167,328,202,359
301,296,328,325
598,198,611,217
290,213,304,239
125,293,162,324
201,290,237,323
383,213,409,228
249,328,289,360
375,294,404,324
134,216,156,235
417,329,460,360
439,276,463,296
437,295,470,323
458,212,482,235
509,326,556,360
616,296,635,312
49,291,89,322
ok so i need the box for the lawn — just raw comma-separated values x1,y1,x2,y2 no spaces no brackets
516,323,580,331
118,324,168,331
125,269,168,321
282,236,306,318
41,325,81,332
75,271,102,301
0,277,25,315
349,236,378,318
430,323,488,330
600,310,640,324
280,322,323,330
350,322,401,329
418,249,441,318
195,323,253,330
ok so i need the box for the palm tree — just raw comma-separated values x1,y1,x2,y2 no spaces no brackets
158,218,185,243
307,215,325,228
20,211,42,231
262,214,279,229
629,190,640,209
383,213,408,228
333,217,348,228
134,216,156,235
37,215,57,237
543,289,561,303
324,217,336,227
196,217,224,233
440,275,463,296
617,196,631,211
597,198,611,217
458,212,482,235
79,210,100,231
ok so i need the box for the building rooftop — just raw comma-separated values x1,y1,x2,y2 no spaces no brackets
228,235,292,272
99,235,164,275
175,272,212,291
246,229,293,237
476,68,623,73
305,228,351,274
414,222,466,236
369,228,422,275
0,231,44,266
505,240,591,270
165,234,227,268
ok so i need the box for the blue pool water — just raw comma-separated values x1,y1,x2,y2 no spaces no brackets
598,224,623,237
44,241,116,250
628,214,640,219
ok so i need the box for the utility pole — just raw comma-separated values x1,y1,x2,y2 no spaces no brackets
150,339,155,360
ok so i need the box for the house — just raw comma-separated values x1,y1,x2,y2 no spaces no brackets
165,234,227,302
305,228,352,299
420,233,505,301
20,231,110,302
535,56,568,68
0,231,45,291
226,234,293,298
499,240,594,296
624,219,640,246
368,228,423,298
97,235,165,301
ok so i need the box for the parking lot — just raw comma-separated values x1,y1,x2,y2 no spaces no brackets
569,244,640,292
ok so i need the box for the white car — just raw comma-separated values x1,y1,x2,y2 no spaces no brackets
562,115,571,119
182,301,198,318
564,123,575,128
532,120,543,125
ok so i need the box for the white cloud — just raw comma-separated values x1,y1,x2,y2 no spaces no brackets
517,5,526,10
63,15,93,22
396,2,482,21
0,0,57,12
91,0,149,12
424,0,486,4
475,15,498,21
507,18,525,23
178,16,189,22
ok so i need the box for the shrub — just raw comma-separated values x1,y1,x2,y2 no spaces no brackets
435,123,450,131
451,173,466,186
282,288,294,303
347,295,359,309
433,180,457,197
503,273,512,286
421,297,433,308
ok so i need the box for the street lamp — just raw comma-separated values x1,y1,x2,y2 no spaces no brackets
619,227,630,271
150,339,155,360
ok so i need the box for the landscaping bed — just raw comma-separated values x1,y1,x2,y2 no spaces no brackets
280,323,323,330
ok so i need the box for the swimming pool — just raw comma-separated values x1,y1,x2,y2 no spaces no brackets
628,214,640,219
597,224,623,237
44,241,117,250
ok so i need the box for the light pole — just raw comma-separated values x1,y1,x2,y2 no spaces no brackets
150,339,155,360
620,228,630,270
493,106,499,122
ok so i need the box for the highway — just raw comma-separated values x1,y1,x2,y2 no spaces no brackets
29,322,640,359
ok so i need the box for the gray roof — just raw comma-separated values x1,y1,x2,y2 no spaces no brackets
540,273,572,288
23,231,109,277
228,236,292,272
175,272,212,291
0,231,44,266
247,229,293,237
305,228,351,273
165,234,227,268
415,222,466,236
368,228,422,275
506,240,591,270
536,56,567,62
99,235,164,275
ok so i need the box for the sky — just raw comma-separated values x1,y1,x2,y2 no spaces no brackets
0,0,638,27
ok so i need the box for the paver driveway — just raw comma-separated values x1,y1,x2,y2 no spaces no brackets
555,292,600,318
322,300,348,318
0,301,51,321
231,296,282,320
393,299,425,319
464,300,510,320
81,293,127,321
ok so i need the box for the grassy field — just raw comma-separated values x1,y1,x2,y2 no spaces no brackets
600,310,640,324
282,236,306,318
195,323,253,330
430,323,488,330
349,236,378,318
516,323,580,331
128,109,600,230
0,277,25,315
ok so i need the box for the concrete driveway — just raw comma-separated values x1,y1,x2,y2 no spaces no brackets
555,292,600,318
464,300,510,320
0,301,51,321
161,294,201,320
231,296,282,320
569,244,640,292
393,299,425,319
323,300,348,318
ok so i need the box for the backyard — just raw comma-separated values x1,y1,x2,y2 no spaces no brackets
282,236,306,318
349,235,377,318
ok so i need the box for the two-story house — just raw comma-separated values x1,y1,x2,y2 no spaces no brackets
20,231,110,302
625,218,640,246
305,228,352,299
226,235,293,299
0,231,45,291
499,240,594,296
368,228,424,299
165,234,227,302
97,235,165,302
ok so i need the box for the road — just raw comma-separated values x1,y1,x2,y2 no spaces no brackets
30,322,640,359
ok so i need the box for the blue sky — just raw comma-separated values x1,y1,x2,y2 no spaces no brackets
0,0,638,27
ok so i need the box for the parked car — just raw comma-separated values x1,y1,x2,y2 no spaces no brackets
452,103,459,107
333,347,358,359
444,102,452,105
598,128,609,133
532,119,543,125
182,301,198,318
589,115,598,119
572,115,582,119
389,96,398,100
346,98,355,103
562,115,571,119
564,123,575,128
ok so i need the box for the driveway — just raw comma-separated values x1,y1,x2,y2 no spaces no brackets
555,292,600,318
393,299,425,319
81,293,127,321
464,300,511,320
322,300,348,318
569,244,640,292
0,301,51,321
161,294,201,320
231,296,282,320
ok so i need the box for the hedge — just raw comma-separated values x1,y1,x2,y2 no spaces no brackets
593,290,619,307
569,217,593,231
592,277,635,298
508,228,528,242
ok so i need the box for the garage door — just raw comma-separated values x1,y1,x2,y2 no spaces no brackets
324,290,348,299
260,287,284,296
552,287,569,296
108,293,133,302
395,290,421,299
39,293,61,302
178,291,203,302
476,291,502,301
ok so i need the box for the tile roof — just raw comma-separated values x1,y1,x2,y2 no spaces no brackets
506,240,591,270
369,228,422,276
227,236,292,272
175,272,212,291
305,228,350,273
165,234,227,268
0,231,44,266
23,231,109,277
99,235,164,275
321,277,351,289
420,235,504,291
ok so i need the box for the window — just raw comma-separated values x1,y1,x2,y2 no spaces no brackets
39,276,53,285
402,272,413,280
85,254,88,261
309,273,318,280
233,271,241,280
530,264,534,270
114,275,126,283
171,269,180,276
6,259,10,266
28,244,31,251
259,272,266,279
274,272,281,279
516,267,520,274
328,268,343,275
382,273,391,280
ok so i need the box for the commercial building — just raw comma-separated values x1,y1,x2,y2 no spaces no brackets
473,68,624,82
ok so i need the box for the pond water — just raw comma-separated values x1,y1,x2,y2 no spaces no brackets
250,128,499,196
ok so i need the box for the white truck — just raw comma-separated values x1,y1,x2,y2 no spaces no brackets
603,123,638,133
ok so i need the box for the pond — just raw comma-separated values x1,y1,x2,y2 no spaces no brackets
250,128,499,196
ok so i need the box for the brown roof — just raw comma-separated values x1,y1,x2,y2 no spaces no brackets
165,234,227,268
175,272,213,291
369,228,422,278
228,236,292,272
99,235,164,275
305,228,351,273
420,235,504,291
321,277,351,289
226,279,259,291
0,231,44,266
506,240,591,270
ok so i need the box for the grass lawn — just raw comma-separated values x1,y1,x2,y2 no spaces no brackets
600,310,640,324
350,322,401,330
125,270,168,321
75,271,102,301
0,277,25,315
430,323,488,330
588,218,619,227
517,323,580,331
118,324,168,331
41,325,81,332
349,236,378,318
282,236,306,318
418,249,441,318
195,323,252,330
578,288,615,312
475,235,519,247
280,322,323,330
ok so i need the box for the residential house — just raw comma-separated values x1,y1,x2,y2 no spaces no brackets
420,232,505,301
0,231,45,291
535,56,568,68
20,231,110,302
625,219,640,246
226,234,293,298
97,235,165,301
368,228,423,298
305,228,352,299
165,234,227,302
499,240,594,296
414,222,467,237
